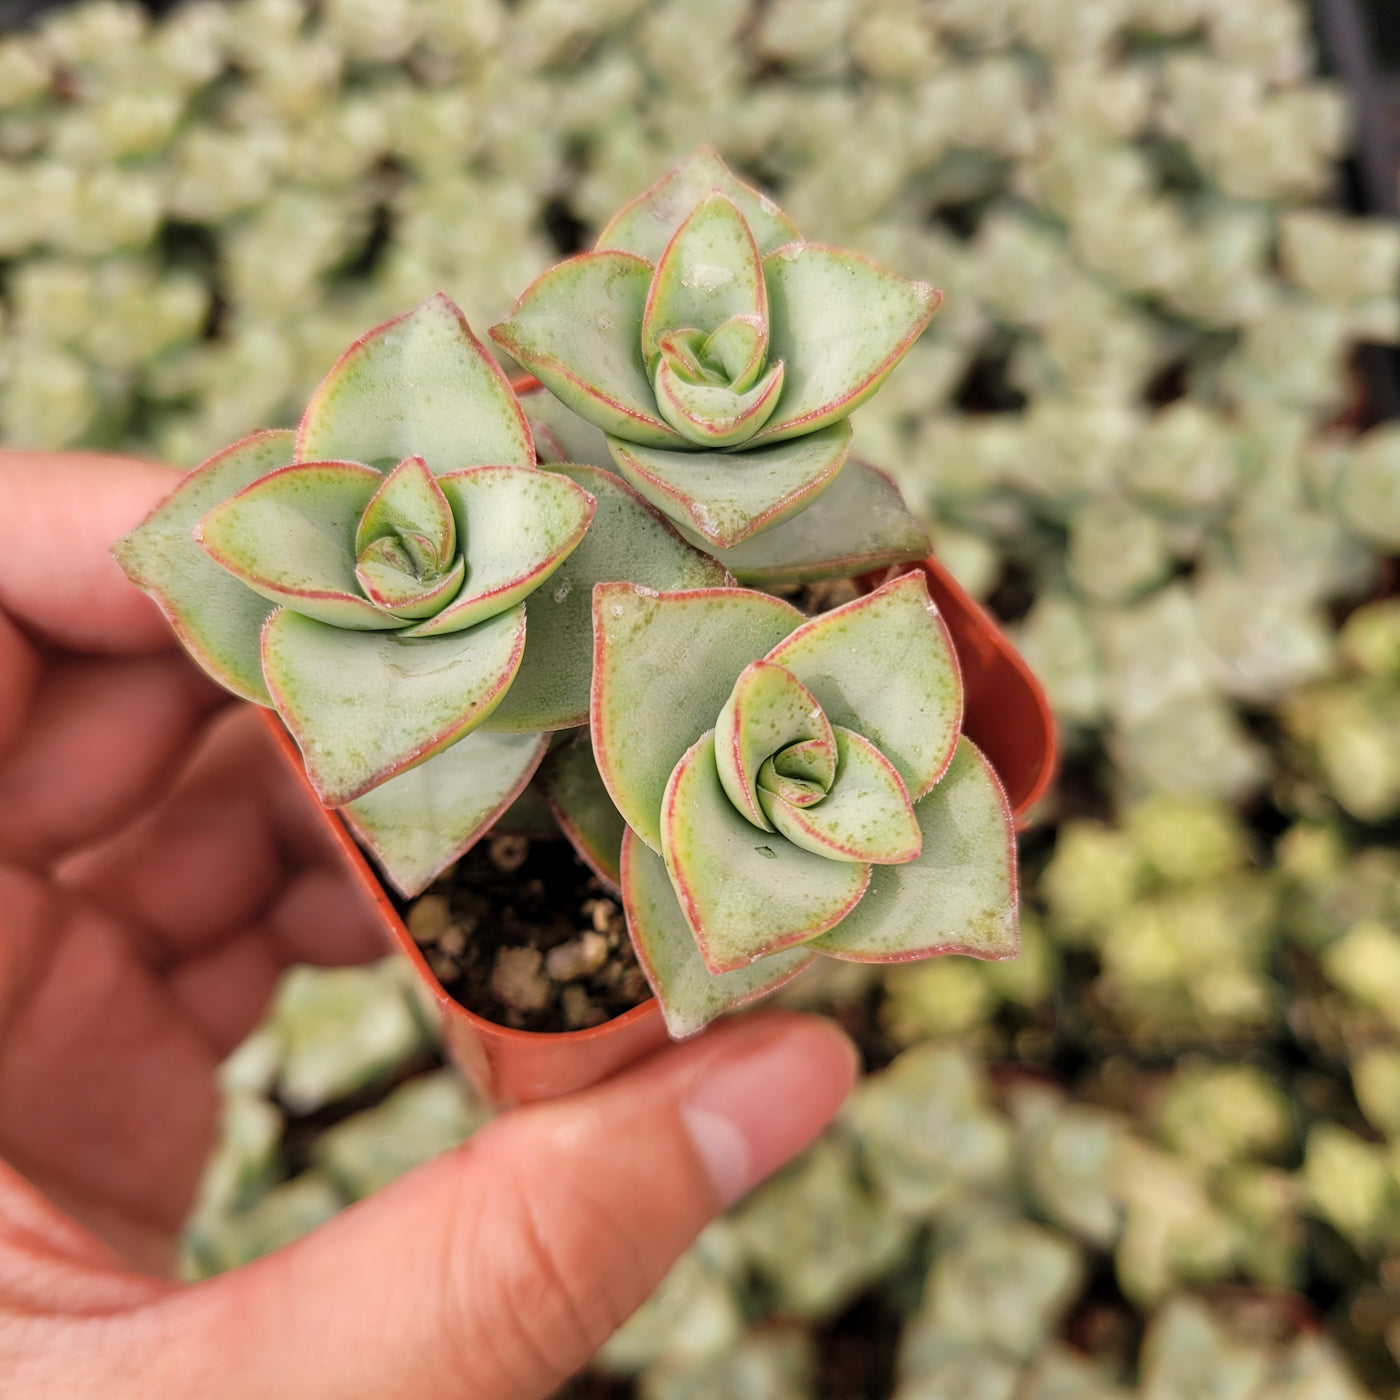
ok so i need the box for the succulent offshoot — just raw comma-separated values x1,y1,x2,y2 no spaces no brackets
491,148,940,556
583,570,1020,1037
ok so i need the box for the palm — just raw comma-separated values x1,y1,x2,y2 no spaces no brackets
0,456,381,1276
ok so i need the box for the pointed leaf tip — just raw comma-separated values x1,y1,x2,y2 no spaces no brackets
299,293,534,474
755,246,940,444
110,429,295,704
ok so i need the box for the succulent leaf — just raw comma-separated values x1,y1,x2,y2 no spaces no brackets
482,464,729,734
298,292,534,474
714,658,837,831
399,465,595,637
354,454,456,566
606,419,852,549
653,356,785,447
490,253,685,447
261,602,526,805
591,582,804,852
535,729,627,891
595,146,802,263
766,570,963,799
753,246,941,444
110,429,295,704
761,727,923,865
661,730,872,973
688,459,930,585
810,739,1019,963
622,827,817,1039
340,729,549,899
195,461,397,630
641,194,768,364
355,548,466,619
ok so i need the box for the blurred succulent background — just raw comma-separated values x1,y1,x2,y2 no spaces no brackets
5,0,1400,1392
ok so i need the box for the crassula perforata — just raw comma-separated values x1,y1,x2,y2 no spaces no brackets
576,571,1019,1037
113,290,726,898
491,148,940,560
111,147,1026,1044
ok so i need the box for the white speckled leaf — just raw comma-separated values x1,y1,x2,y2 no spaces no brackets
341,729,549,898
591,583,803,852
606,419,851,549
810,739,1019,963
298,292,534,473
766,570,963,800
262,603,525,805
622,827,816,1040
110,430,294,704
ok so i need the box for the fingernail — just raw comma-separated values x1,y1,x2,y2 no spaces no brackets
680,1018,858,1206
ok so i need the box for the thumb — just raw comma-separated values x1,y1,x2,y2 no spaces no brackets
134,1012,856,1400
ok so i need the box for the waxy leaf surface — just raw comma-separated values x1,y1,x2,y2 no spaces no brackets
766,571,962,799
491,253,684,447
402,465,595,636
811,739,1019,962
354,454,455,564
642,194,768,361
483,465,727,734
592,583,802,852
196,461,392,630
653,357,784,446
596,146,801,263
341,729,549,898
692,459,930,585
111,429,294,703
298,293,534,473
622,828,816,1039
606,419,851,549
714,659,835,830
261,603,525,805
761,727,922,865
661,731,870,973
755,247,940,444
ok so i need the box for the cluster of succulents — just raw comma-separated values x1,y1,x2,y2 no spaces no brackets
6,0,1400,1391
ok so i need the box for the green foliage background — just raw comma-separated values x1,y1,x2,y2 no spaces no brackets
5,0,1400,1392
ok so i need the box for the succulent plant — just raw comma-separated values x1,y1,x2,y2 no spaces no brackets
581,569,1019,1035
113,291,725,897
490,148,938,574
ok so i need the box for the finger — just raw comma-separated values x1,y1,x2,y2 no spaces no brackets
0,452,181,654
0,654,226,868
124,1014,857,1400
60,707,383,965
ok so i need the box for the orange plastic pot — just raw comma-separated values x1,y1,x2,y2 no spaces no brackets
260,552,1055,1107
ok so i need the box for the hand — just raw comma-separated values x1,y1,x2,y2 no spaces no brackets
0,452,857,1399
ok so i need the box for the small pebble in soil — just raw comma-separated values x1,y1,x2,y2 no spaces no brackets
489,834,530,872
490,946,552,1014
545,931,609,982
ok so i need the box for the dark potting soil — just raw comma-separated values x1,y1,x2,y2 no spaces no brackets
401,835,651,1034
